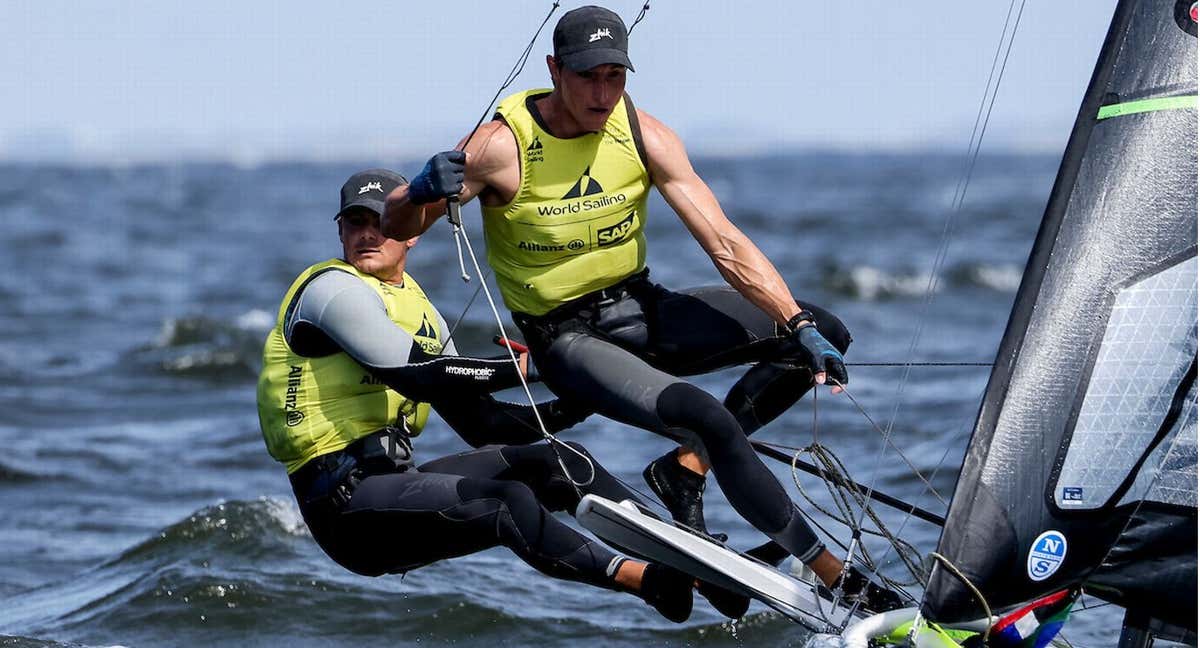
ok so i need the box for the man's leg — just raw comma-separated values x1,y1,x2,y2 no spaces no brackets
637,286,851,528
420,445,711,619
636,287,903,610
530,330,828,566
418,441,644,514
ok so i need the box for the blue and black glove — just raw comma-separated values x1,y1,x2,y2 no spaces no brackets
782,311,848,387
408,150,467,205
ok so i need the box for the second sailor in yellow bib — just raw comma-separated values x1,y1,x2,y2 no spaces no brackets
258,168,698,623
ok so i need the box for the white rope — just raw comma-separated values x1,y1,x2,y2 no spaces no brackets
449,203,596,487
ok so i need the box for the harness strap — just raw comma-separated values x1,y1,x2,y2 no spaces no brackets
290,427,414,509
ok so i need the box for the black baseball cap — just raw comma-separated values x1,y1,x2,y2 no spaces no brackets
335,168,407,220
553,6,634,72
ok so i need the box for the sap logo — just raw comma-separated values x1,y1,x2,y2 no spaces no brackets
596,212,635,246
1027,530,1067,582
358,181,383,194
589,27,612,42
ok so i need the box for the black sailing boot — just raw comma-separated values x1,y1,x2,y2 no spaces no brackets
642,449,725,541
643,450,749,618
830,565,906,613
638,562,694,623
696,580,751,619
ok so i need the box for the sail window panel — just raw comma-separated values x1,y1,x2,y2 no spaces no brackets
1054,257,1197,510
1118,380,1196,508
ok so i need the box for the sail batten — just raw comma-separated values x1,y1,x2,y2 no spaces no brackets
923,0,1197,629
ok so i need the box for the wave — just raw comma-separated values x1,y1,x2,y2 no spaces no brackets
823,262,1023,300
117,498,307,564
946,261,1024,292
0,499,311,639
125,310,271,381
0,636,100,648
0,461,39,484
0,497,790,645
824,265,935,300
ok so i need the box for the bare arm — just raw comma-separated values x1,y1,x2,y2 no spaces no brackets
640,110,802,326
381,120,519,240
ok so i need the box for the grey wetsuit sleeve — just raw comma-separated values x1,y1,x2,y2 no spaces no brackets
283,269,524,400
286,269,415,366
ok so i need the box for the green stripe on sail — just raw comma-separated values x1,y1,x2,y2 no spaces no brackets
1097,95,1197,120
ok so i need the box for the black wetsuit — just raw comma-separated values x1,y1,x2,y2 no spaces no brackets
282,268,639,589
514,269,852,563
293,440,636,585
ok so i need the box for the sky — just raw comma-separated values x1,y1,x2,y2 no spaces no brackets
1,1,1120,164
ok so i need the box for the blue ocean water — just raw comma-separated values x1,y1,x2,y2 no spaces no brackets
0,153,1129,646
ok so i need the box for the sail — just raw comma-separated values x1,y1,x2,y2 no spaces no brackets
923,0,1197,630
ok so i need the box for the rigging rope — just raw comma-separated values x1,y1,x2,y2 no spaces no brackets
928,551,996,637
867,0,1028,512
424,1,601,489
810,1,1031,609
627,2,651,35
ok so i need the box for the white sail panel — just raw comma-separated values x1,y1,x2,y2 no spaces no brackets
1119,381,1196,508
1054,257,1197,509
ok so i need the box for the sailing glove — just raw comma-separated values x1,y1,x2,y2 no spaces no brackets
783,315,849,387
408,150,466,205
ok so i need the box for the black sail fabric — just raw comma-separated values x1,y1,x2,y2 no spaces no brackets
923,0,1197,628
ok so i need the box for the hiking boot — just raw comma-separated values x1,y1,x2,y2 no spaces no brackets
639,562,694,623
831,565,906,613
642,450,727,542
697,580,751,619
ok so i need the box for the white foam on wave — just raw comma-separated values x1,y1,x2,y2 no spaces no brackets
957,263,1023,292
236,309,274,333
151,316,191,348
256,495,309,536
837,266,935,300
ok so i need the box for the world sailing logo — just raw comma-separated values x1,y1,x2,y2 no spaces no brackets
562,166,604,199
526,136,544,164
1027,530,1068,582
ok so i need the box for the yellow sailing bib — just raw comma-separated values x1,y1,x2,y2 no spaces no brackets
256,260,442,474
482,89,651,315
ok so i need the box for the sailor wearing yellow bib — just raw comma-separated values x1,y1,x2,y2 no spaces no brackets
383,7,904,615
257,169,697,622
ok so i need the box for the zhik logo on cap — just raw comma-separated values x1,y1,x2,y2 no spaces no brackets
358,181,384,194
589,27,612,42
